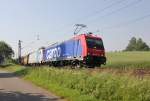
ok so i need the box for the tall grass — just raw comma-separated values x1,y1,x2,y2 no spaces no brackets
15,67,150,101
102,51,150,69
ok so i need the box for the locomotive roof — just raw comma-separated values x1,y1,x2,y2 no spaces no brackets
45,33,102,49
75,33,102,39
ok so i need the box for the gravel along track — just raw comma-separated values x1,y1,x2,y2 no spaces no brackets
0,70,64,101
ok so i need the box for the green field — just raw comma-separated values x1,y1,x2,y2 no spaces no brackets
102,51,150,69
1,52,150,101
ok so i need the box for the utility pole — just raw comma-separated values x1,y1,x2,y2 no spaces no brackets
18,40,22,64
74,24,87,35
36,34,40,40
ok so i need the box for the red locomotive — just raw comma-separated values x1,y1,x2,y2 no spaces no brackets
21,32,106,68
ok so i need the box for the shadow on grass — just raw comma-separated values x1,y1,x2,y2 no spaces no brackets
0,67,28,78
0,89,59,101
0,64,13,68
14,68,29,76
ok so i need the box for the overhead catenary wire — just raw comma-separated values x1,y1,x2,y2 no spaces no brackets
102,13,150,30
41,0,129,47
49,0,143,41
21,41,35,49
53,0,127,35
72,0,127,24
43,0,143,47
87,0,143,25
21,34,40,50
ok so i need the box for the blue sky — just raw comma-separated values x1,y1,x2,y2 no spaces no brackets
0,0,150,57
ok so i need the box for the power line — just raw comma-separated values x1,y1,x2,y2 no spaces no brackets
21,34,41,50
41,0,128,47
53,0,127,34
102,13,150,30
52,0,142,38
21,41,35,49
74,0,127,23
88,0,143,25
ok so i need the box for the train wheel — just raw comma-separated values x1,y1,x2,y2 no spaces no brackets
74,63,80,69
74,61,83,69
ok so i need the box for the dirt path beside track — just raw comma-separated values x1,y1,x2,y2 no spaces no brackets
0,70,63,101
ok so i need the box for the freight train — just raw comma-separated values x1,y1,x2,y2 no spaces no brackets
21,33,106,67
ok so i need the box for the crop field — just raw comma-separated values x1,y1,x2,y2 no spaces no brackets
102,51,150,69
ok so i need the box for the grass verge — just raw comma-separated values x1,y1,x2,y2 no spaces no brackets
1,65,150,101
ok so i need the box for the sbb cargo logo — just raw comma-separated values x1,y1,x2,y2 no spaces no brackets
46,47,61,60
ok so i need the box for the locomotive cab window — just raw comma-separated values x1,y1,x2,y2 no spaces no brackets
86,38,104,50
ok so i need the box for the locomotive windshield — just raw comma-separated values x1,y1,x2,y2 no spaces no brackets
86,38,104,50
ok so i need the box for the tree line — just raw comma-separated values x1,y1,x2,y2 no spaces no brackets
125,37,150,51
0,41,14,65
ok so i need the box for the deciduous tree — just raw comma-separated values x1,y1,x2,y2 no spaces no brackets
0,41,14,64
125,37,149,51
